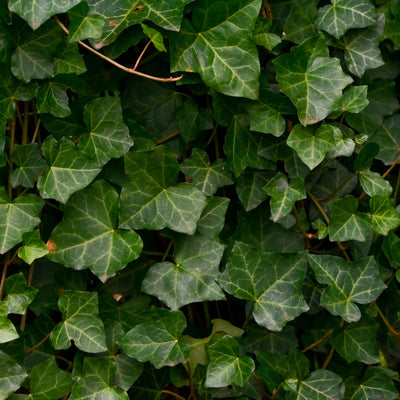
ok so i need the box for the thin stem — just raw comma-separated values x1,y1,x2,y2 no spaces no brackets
133,40,152,71
25,331,51,353
22,102,29,145
31,119,41,144
54,17,183,83
187,363,197,400
8,118,16,199
206,124,219,147
0,251,19,300
252,372,272,399
161,390,187,400
316,173,356,202
374,302,400,336
393,167,400,201
162,240,174,262
302,330,333,353
156,130,180,145
322,320,344,369
20,262,35,331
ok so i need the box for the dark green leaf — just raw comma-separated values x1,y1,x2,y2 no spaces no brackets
359,170,392,197
18,230,49,265
0,300,19,343
0,351,27,399
3,272,38,314
53,41,87,75
36,82,71,118
196,197,229,240
353,143,379,172
252,18,281,50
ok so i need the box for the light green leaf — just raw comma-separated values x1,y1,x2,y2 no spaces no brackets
36,82,71,118
316,0,376,39
69,357,128,400
309,255,386,322
0,351,27,399
68,2,105,42
10,144,47,189
286,370,343,400
51,290,107,353
311,218,328,239
274,36,352,125
141,23,166,52
180,148,233,196
9,0,81,29
370,196,400,236
0,188,44,254
170,0,261,99
18,231,49,265
252,18,281,50
196,197,229,241
333,85,369,114
287,124,337,170
78,96,133,166
327,126,355,158
37,136,101,204
205,335,255,388
119,307,191,368
328,195,372,242
48,180,142,282
119,146,206,234
142,234,225,309
359,170,392,197
3,272,38,314
332,316,380,364
218,242,309,331
264,173,306,222
28,358,72,400
53,41,87,75
345,367,399,400
0,300,19,343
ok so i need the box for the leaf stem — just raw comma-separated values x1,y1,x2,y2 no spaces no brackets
0,250,19,301
302,329,333,353
393,167,400,201
31,119,41,144
133,40,152,71
322,320,344,369
161,390,187,400
316,173,356,202
20,262,35,331
162,240,174,262
22,102,29,145
156,130,180,145
54,17,183,83
25,331,51,353
187,362,197,400
373,302,400,336
8,117,16,199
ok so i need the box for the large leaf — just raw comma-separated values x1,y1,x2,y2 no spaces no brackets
51,290,107,353
119,307,191,368
170,0,261,99
0,188,44,254
48,180,143,282
218,242,309,331
0,351,27,399
119,146,206,234
142,234,225,309
309,255,386,322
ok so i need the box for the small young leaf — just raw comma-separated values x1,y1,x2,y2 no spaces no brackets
370,196,400,235
18,230,49,265
36,82,71,118
3,272,38,314
141,23,166,52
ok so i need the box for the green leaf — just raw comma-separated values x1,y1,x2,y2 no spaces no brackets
0,351,27,399
9,144,47,189
196,197,229,241
37,136,101,204
252,18,281,50
353,143,379,172
8,0,81,29
3,272,38,314
218,242,309,330
141,23,166,52
88,0,194,48
286,370,343,400
345,367,399,400
36,82,71,118
0,300,19,343
18,230,49,265
328,195,372,242
51,290,107,353
309,254,386,322
114,354,143,391
0,188,44,254
274,36,352,125
119,146,206,234
205,335,255,388
69,357,128,400
370,196,400,236
119,307,191,368
28,358,72,400
170,0,261,99
333,85,369,114
287,124,337,170
316,0,376,39
68,2,105,42
359,170,392,197
142,234,225,310
53,41,87,75
264,173,306,222
78,96,133,166
48,180,143,282
180,148,233,196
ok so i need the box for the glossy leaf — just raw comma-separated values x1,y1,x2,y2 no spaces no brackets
372,114,400,165
333,85,369,114
18,230,49,265
3,272,38,314
370,195,400,236
0,300,19,343
53,41,87,75
196,197,229,240
0,351,27,399
141,23,166,52
36,82,71,118
359,170,392,197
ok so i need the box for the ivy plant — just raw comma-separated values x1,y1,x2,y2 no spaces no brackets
1,0,400,399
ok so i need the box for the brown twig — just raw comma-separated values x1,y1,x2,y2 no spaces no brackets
25,331,51,353
373,302,400,336
156,130,180,145
252,372,272,399
20,262,35,331
302,329,333,353
322,320,344,369
262,0,273,19
0,250,19,300
161,390,187,400
133,40,152,71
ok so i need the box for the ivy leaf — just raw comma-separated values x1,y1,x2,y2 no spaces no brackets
274,37,352,125
170,0,261,99
0,188,44,254
8,0,81,29
264,173,306,222
180,148,233,196
53,41,87,75
218,242,309,331
77,96,133,166
333,85,369,114
142,234,225,310
370,196,400,236
353,143,379,172
0,300,19,343
0,351,27,399
119,307,191,368
51,290,107,353
359,170,392,197
345,367,399,400
287,124,337,170
316,0,376,39
9,144,47,189
36,82,71,118
328,195,372,242
196,197,229,241
48,180,143,282
252,18,281,50
28,358,72,400
286,370,343,400
119,146,206,234
37,136,101,204
70,357,128,400
309,255,386,322
141,23,166,52
3,272,38,314
18,230,49,265
205,336,255,388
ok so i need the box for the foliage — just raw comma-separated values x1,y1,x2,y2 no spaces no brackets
1,0,400,399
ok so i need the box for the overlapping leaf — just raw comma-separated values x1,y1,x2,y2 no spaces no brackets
370,195,400,236
0,300,19,343
18,230,49,265
36,82,71,118
0,351,27,399
3,272,38,314
196,197,229,240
